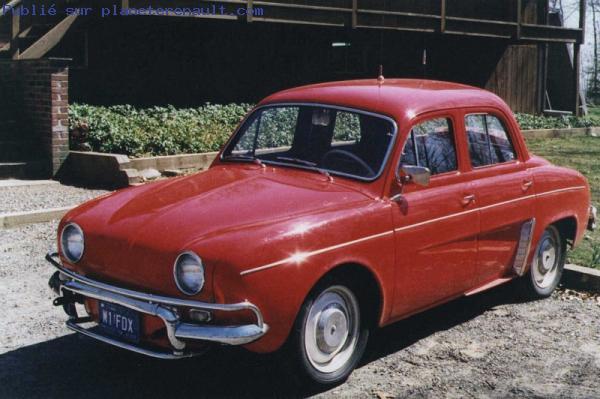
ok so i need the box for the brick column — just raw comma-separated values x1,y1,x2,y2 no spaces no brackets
50,61,70,174
19,58,70,176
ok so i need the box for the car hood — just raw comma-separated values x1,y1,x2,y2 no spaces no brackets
62,164,371,294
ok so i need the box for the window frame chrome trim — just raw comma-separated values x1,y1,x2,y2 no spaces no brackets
464,112,519,169
395,114,459,182
220,102,399,183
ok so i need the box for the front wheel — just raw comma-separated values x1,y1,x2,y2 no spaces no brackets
523,225,565,298
286,282,369,387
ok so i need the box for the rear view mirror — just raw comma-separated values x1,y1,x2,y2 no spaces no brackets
311,109,332,126
399,165,431,187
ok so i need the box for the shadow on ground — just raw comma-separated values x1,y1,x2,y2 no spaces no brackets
0,282,531,399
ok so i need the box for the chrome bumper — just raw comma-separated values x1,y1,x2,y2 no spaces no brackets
589,205,597,231
46,252,268,359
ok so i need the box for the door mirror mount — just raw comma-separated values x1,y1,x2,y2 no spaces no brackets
398,165,431,187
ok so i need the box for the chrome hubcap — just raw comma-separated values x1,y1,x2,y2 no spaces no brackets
304,286,360,373
531,229,560,289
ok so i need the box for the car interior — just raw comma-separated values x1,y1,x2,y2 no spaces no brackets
230,106,395,179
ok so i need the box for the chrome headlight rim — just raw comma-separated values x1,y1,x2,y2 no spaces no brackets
173,251,205,296
60,222,85,263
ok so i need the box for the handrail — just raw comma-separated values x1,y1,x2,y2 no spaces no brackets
0,0,22,18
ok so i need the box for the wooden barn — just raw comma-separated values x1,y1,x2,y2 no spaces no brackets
0,0,587,177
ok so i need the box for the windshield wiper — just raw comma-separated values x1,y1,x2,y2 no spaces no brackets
222,154,255,162
222,154,265,167
275,156,317,167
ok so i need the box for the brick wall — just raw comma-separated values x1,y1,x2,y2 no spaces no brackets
0,58,70,177
0,61,20,141
20,58,70,175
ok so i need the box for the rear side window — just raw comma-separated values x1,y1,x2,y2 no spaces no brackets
402,118,457,175
465,114,516,167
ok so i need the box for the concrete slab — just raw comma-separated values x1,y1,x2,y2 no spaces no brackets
0,206,74,228
0,179,59,188
563,264,600,292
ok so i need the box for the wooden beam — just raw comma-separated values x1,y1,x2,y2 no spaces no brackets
10,4,20,59
516,0,521,39
440,0,446,33
0,0,22,17
19,14,78,59
247,0,253,22
574,43,581,115
538,43,548,112
579,0,586,43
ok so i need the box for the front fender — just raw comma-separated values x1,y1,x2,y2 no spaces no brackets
207,202,395,353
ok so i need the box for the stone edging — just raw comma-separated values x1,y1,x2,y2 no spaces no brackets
521,126,600,139
563,264,600,293
0,206,74,228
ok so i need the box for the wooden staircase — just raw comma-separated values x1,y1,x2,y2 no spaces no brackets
0,0,80,60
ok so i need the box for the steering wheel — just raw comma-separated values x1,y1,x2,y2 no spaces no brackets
321,149,376,177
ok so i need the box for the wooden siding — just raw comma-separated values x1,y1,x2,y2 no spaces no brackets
485,45,539,114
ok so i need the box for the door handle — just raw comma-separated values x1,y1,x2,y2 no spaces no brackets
462,194,476,206
522,180,533,192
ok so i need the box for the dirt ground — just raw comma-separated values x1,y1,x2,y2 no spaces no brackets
1,221,600,398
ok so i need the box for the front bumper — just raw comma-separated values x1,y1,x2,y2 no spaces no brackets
46,252,268,359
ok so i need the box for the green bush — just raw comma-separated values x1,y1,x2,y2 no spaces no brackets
515,113,600,130
69,103,253,157
70,104,600,157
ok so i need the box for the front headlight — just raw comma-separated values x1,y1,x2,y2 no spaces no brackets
60,223,84,263
173,251,205,295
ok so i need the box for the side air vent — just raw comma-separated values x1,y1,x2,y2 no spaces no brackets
513,219,536,276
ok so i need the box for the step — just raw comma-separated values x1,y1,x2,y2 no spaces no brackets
0,160,47,179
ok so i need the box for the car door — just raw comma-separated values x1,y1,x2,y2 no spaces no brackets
391,112,479,318
463,111,535,286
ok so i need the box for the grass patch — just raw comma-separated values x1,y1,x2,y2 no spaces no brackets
526,136,600,268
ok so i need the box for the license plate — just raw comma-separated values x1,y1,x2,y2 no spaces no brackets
98,301,140,343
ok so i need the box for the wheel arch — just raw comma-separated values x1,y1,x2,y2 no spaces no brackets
551,216,578,248
310,262,386,329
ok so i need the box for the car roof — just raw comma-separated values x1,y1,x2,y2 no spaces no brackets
259,79,511,121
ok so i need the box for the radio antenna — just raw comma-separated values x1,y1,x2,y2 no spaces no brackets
377,64,385,83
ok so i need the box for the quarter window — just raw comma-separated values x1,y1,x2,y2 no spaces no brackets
401,118,458,175
465,114,516,167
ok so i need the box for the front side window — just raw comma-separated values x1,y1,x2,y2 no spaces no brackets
465,114,516,167
401,117,458,175
224,105,395,180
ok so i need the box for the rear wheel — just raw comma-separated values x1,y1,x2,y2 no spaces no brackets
286,281,369,387
523,225,565,298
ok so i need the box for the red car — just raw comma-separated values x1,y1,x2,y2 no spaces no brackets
48,79,596,386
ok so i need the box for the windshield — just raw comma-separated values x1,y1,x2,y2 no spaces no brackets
222,105,396,180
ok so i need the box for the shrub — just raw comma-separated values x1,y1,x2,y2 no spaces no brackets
69,103,254,157
515,113,600,130
69,104,600,157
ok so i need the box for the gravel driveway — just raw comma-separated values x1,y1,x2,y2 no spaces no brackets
1,221,600,398
0,184,108,213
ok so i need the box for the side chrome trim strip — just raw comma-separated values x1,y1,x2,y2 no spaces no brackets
240,186,587,276
393,207,479,233
240,230,394,276
535,186,586,197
